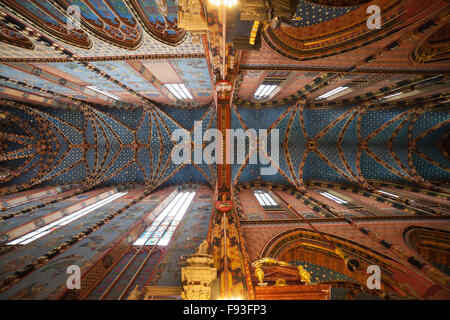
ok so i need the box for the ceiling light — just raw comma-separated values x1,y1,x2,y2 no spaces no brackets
209,0,237,7
86,86,122,100
315,86,348,100
253,84,277,100
165,83,193,100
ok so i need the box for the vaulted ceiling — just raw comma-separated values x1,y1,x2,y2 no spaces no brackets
0,0,449,193
232,103,450,189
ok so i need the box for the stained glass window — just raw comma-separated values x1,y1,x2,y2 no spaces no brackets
133,190,196,246
253,190,279,209
378,190,399,198
319,191,347,204
7,191,128,245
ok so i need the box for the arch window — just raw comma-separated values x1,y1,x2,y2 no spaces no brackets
8,191,128,245
133,190,196,246
378,190,399,198
319,191,347,204
254,190,280,210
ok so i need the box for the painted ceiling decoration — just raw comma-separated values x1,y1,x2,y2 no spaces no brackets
234,72,338,108
0,0,92,48
234,71,447,110
310,75,445,108
236,9,446,112
300,0,372,6
0,0,191,51
264,0,404,61
235,5,449,110
0,0,448,195
291,1,360,28
0,101,217,190
0,104,71,188
54,0,143,49
0,57,213,107
231,103,450,192
0,20,34,50
125,0,187,46
0,4,212,107
203,5,225,80
0,0,449,302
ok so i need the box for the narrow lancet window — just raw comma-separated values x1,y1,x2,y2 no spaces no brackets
254,190,279,209
7,192,128,245
133,190,196,246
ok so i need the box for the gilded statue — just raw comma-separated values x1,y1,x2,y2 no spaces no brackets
252,257,292,286
252,257,313,285
298,266,311,285
254,266,265,285
252,257,291,268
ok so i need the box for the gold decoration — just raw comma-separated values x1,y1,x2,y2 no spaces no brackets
252,257,291,268
297,266,311,285
275,279,287,286
249,21,260,45
254,266,265,285
413,24,450,65
252,257,294,286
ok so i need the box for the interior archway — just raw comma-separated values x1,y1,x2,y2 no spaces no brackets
404,226,450,277
260,227,400,299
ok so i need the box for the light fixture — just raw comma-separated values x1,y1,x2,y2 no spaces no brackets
86,86,122,100
315,86,349,100
253,84,277,100
165,83,193,100
209,0,237,7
